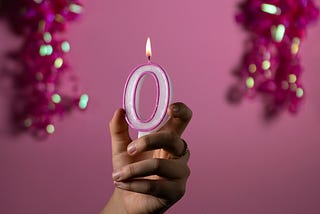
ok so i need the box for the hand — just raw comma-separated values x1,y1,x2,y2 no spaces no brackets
101,102,192,214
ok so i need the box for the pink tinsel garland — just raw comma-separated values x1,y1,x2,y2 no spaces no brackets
2,0,88,136
235,0,319,115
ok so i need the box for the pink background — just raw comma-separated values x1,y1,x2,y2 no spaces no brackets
1,0,320,213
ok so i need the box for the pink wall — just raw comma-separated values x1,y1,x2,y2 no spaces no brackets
1,0,320,213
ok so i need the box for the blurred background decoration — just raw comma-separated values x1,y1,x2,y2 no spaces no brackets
0,0,88,137
232,0,319,118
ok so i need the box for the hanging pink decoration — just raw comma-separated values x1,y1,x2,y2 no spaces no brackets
2,0,88,136
234,0,319,115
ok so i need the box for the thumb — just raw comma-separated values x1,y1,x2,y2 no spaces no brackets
161,102,193,136
109,109,132,156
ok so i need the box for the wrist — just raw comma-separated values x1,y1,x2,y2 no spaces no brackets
101,189,128,214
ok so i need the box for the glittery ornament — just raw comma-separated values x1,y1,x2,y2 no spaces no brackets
0,0,88,136
234,0,319,115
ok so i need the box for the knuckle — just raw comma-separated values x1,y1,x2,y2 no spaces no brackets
142,135,152,149
127,182,132,191
167,130,179,142
152,158,161,172
127,164,135,178
165,131,180,153
146,181,158,195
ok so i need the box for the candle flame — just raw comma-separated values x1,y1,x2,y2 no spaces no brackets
146,37,152,60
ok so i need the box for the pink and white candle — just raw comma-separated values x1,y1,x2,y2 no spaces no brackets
123,37,173,138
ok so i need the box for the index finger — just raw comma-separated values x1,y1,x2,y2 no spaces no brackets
109,109,132,156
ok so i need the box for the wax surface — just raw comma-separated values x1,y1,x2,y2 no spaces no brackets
123,63,172,137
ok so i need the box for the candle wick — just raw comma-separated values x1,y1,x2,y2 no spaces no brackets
148,56,151,62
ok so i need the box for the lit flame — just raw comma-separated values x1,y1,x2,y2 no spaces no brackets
146,37,152,60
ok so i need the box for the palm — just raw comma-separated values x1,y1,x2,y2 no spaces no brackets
118,187,166,214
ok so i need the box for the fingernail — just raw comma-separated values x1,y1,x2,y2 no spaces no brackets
127,143,137,155
114,181,122,188
172,105,179,112
112,171,121,181
114,182,127,189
